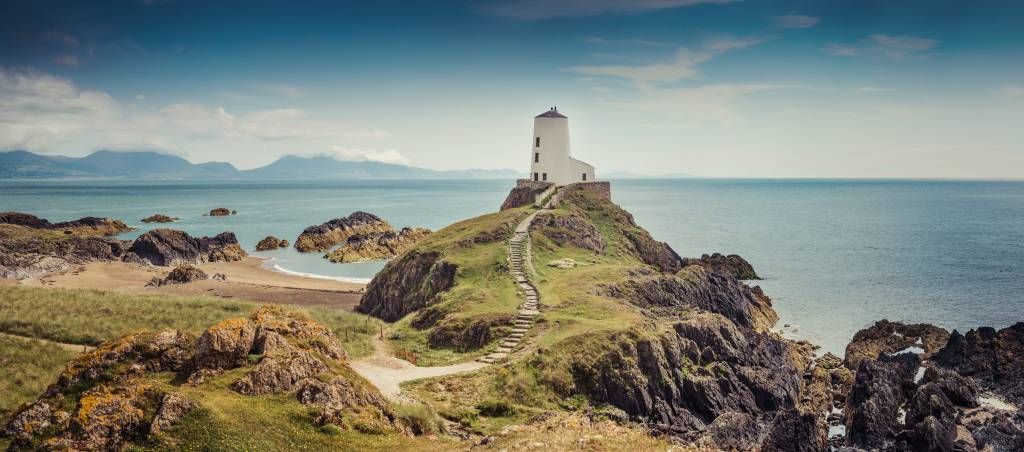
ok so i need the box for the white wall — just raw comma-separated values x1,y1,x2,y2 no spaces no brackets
529,116,572,184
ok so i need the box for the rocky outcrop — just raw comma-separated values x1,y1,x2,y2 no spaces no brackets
255,235,289,251
844,352,920,449
535,211,605,252
325,227,431,263
140,214,177,223
604,265,777,332
427,314,514,351
682,253,760,280
357,250,457,322
208,208,233,216
165,264,208,283
3,306,400,449
294,211,392,252
933,323,1024,406
844,319,950,370
500,179,554,210
126,229,246,266
0,224,130,279
0,211,132,236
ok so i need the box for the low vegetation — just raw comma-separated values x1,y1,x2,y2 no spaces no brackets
0,285,381,358
0,335,76,420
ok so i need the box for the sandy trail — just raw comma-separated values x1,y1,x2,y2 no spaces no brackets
350,335,486,401
0,332,95,354
26,257,364,309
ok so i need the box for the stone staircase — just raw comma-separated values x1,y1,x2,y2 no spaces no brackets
477,212,543,364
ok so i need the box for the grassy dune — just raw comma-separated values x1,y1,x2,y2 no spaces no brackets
0,335,76,420
0,285,381,358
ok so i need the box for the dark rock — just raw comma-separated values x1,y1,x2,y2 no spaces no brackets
325,227,431,263
294,211,392,252
0,211,132,236
500,179,554,210
817,352,844,370
127,229,246,266
427,314,513,351
762,409,829,452
255,235,288,251
0,225,130,278
844,352,920,450
209,208,231,216
624,229,683,273
535,211,605,252
933,323,1024,406
160,264,208,284
140,214,177,223
357,250,457,322
843,319,950,370
681,252,760,280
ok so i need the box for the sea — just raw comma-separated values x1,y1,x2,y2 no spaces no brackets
2,178,1022,354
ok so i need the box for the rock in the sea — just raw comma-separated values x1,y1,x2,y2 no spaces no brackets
843,319,950,370
357,250,457,322
324,227,431,263
255,235,289,251
682,253,760,280
126,229,246,266
209,208,232,216
140,214,177,223
294,211,393,252
0,211,132,236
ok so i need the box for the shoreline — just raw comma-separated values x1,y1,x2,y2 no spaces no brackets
258,256,373,285
21,257,366,310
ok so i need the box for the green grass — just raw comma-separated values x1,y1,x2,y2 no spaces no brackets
0,285,381,358
0,335,76,420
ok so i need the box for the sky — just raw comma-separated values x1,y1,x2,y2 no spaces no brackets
1,0,1023,178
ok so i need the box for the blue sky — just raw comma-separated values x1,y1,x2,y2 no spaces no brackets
1,0,1022,177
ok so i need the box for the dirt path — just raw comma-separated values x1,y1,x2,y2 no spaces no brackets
0,332,95,353
350,335,486,401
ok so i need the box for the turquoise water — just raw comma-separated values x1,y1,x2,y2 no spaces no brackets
2,179,1022,353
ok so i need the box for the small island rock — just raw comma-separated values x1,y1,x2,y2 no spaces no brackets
140,214,177,223
255,236,289,251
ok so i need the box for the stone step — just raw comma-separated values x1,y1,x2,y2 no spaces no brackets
478,356,494,364
509,332,524,339
495,346,512,353
510,328,528,334
514,322,532,328
501,340,519,348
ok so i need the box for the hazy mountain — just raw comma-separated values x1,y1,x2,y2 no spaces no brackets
602,171,693,179
0,150,520,180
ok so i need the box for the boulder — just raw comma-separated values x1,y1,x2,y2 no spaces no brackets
161,264,208,284
357,250,457,322
149,392,196,435
194,318,257,370
140,214,177,223
843,319,950,370
294,211,392,252
681,253,760,280
231,350,328,395
127,229,246,266
933,323,1024,406
209,208,232,216
255,235,289,251
843,352,920,450
324,227,431,263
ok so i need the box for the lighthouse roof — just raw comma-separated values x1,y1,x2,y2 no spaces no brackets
536,108,567,119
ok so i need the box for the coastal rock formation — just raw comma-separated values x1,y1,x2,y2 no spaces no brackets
681,253,760,280
933,322,1024,406
843,319,950,370
0,223,130,279
0,211,132,236
500,179,554,210
255,235,289,251
324,227,431,263
140,214,177,223
208,208,232,216
126,229,246,266
294,211,392,252
3,306,403,450
357,250,456,321
159,264,208,285
535,211,605,252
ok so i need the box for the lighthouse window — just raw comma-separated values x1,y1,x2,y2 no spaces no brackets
542,173,547,181
582,173,587,181
535,137,540,147
533,172,539,181
534,152,539,163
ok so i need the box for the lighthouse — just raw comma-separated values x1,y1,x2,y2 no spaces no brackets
529,107,595,186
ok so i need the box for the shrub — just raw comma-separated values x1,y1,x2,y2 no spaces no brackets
476,399,515,417
392,403,442,435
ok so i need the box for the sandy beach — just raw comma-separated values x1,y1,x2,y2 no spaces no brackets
24,257,365,310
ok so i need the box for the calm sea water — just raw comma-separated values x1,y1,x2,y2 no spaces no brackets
2,179,1022,353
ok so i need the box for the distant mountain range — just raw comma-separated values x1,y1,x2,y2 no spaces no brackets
0,150,522,180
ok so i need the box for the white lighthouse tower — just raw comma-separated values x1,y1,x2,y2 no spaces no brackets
529,107,595,186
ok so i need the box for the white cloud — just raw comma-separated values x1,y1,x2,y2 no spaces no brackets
856,86,895,93
704,36,765,53
478,0,734,20
134,94,146,100
329,146,410,165
774,15,819,29
823,43,859,56
1001,85,1024,98
608,83,784,124
868,34,937,59
570,35,762,85
52,54,80,67
0,67,388,167
825,34,937,60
